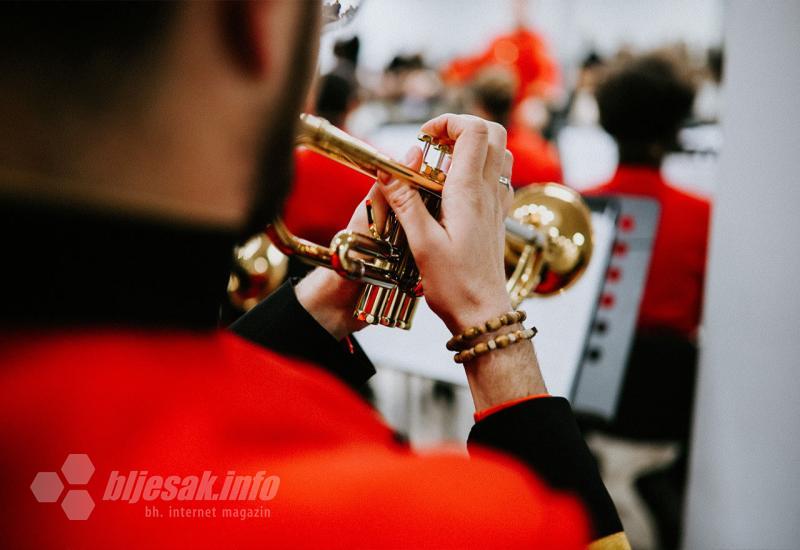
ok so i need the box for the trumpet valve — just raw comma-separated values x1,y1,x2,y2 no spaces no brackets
355,285,389,325
354,283,419,330
418,134,452,186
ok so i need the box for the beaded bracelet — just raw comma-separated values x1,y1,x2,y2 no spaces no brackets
446,310,527,351
453,327,538,364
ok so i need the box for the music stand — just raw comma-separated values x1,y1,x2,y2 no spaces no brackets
571,195,660,420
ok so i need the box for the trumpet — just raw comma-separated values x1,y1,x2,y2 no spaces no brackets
229,114,593,328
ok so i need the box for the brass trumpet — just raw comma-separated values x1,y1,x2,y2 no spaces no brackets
229,114,593,327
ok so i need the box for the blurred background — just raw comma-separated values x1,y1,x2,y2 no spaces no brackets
316,0,722,195
231,1,800,548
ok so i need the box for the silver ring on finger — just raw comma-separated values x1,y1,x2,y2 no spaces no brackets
499,175,511,190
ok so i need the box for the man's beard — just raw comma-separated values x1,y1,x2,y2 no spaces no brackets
239,3,318,242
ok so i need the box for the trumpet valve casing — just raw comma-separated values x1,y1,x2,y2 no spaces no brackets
351,136,451,329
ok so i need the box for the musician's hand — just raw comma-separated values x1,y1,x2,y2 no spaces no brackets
298,114,513,342
376,113,547,409
377,114,514,333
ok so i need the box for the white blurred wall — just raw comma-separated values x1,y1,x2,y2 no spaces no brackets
685,1,800,548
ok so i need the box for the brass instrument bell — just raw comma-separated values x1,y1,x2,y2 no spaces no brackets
504,184,593,308
227,233,288,311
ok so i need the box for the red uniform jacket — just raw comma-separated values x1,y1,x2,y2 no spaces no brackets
0,330,587,549
584,165,711,337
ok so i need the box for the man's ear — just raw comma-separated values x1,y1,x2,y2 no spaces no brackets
219,0,272,77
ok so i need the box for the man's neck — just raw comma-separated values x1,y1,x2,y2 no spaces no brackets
0,193,236,330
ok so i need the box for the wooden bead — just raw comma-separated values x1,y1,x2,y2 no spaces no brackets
465,327,481,339
486,318,503,331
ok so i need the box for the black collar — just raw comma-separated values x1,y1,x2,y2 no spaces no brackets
0,195,236,330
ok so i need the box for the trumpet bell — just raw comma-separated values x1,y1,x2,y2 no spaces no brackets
228,233,289,311
505,183,593,307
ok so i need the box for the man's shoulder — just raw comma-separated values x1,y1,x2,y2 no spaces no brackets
0,329,390,444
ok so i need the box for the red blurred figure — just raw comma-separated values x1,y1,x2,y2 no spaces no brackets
467,68,562,187
443,27,560,104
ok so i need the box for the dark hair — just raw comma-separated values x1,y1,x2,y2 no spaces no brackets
385,54,424,74
707,47,724,83
596,54,695,163
316,73,354,128
468,68,517,127
581,51,603,70
0,1,179,113
333,36,360,65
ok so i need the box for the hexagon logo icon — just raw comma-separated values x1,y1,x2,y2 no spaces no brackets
61,490,95,521
61,454,95,485
31,454,96,520
30,472,64,503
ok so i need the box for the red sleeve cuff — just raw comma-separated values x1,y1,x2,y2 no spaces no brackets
474,393,551,423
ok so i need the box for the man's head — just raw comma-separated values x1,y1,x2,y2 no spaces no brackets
467,67,518,128
333,36,359,66
315,73,356,128
596,53,695,166
0,1,319,237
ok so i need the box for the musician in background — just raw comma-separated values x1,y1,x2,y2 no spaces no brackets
443,0,561,140
330,35,360,86
466,67,562,187
545,51,605,140
441,14,560,105
0,2,625,548
583,53,711,550
283,73,373,252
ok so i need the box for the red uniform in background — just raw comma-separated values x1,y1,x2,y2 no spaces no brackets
507,124,562,187
0,331,587,549
585,165,711,337
443,28,561,103
283,148,374,245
